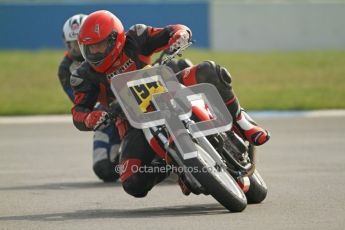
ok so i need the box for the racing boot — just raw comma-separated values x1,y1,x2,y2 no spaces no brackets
224,93,269,146
234,109,270,146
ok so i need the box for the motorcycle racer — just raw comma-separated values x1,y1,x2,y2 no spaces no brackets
59,14,87,102
71,10,270,197
58,13,120,182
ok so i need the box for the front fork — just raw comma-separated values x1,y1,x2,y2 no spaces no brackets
147,126,206,194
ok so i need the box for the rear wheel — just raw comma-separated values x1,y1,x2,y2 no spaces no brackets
245,145,268,204
246,169,268,204
185,144,247,212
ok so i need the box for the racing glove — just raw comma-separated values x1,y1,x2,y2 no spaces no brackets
85,111,110,130
169,30,191,53
108,101,128,140
115,116,128,140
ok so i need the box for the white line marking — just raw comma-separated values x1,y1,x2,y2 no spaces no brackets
0,115,72,125
0,110,344,125
248,110,345,119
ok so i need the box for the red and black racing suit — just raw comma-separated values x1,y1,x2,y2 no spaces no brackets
71,24,239,197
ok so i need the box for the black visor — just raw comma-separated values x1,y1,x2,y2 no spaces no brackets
80,31,118,66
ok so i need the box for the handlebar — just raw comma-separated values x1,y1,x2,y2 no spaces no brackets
160,41,193,65
153,41,194,66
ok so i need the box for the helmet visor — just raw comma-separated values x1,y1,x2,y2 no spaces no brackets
80,32,117,66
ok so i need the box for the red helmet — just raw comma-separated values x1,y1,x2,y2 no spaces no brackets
78,10,125,72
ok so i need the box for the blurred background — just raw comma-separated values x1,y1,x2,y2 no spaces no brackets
0,0,344,115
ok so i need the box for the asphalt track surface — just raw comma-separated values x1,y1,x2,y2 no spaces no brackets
0,115,344,230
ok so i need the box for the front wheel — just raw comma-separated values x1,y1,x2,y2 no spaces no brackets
185,144,247,212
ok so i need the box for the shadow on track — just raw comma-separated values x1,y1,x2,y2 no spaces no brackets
0,175,178,191
0,203,229,221
0,181,121,191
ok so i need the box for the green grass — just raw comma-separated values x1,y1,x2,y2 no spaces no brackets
0,49,344,115
0,50,70,115
184,50,345,110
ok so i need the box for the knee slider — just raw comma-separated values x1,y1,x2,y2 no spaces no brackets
122,175,149,198
219,66,232,85
93,159,119,182
197,61,232,89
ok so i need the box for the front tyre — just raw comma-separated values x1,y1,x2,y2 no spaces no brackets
186,144,247,212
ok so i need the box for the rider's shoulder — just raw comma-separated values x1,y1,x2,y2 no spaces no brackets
128,24,148,37
70,62,96,87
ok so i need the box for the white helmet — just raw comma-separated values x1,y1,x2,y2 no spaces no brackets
62,14,87,60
